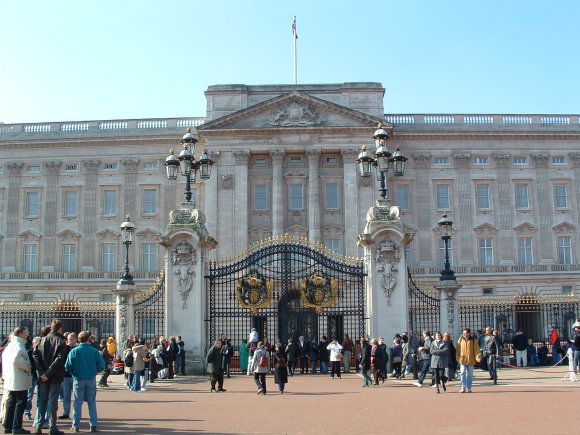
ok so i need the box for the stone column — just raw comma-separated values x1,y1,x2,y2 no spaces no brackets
81,161,100,271
453,154,473,265
42,162,61,272
159,203,217,374
357,200,412,340
434,281,462,340
3,163,23,272
531,153,552,263
412,154,432,265
122,159,139,219
233,150,249,253
204,151,219,259
492,153,513,265
306,149,321,242
113,280,137,356
342,149,360,257
270,149,285,236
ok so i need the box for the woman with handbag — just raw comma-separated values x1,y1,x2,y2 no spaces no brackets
391,337,403,379
273,343,288,394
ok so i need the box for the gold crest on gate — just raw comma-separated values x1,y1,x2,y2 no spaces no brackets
236,269,273,315
300,272,337,314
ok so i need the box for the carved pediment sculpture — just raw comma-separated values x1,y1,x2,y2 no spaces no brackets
266,102,322,127
376,238,402,306
171,241,198,309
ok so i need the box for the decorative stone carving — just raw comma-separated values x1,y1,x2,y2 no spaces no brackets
445,290,456,333
236,269,273,315
366,205,400,223
341,149,359,160
83,160,100,173
7,163,24,177
267,102,322,127
531,153,549,168
44,162,62,175
221,174,233,190
169,208,207,227
375,238,402,305
233,150,250,165
412,153,431,169
122,159,139,172
118,295,127,350
300,272,337,314
453,153,471,168
171,240,198,309
492,153,511,167
568,152,580,168
269,149,285,163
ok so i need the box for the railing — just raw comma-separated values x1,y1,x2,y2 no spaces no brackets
384,114,580,126
0,271,160,280
409,263,580,276
0,117,206,138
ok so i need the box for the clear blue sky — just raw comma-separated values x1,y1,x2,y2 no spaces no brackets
1,0,578,123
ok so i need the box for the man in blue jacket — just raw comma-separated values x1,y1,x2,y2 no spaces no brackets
64,331,105,433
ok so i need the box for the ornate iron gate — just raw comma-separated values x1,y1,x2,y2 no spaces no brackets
206,236,365,352
407,269,440,335
0,301,115,341
134,271,166,341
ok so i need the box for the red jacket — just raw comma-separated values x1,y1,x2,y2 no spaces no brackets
549,330,559,345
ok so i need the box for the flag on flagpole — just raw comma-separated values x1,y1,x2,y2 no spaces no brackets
292,15,298,39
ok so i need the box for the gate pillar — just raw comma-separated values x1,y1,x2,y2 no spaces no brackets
357,200,413,341
434,281,462,340
159,203,217,374
113,280,136,357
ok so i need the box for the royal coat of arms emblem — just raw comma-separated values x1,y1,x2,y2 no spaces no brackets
299,272,337,314
236,269,273,315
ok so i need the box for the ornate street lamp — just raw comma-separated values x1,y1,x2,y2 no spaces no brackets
165,128,214,202
356,123,407,199
120,215,135,284
437,213,455,281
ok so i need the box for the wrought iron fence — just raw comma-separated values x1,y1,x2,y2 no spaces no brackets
407,269,440,335
134,270,166,342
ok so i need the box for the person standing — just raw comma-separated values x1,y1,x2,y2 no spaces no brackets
456,328,481,393
176,336,186,376
326,338,343,379
318,336,329,375
549,326,560,365
429,331,449,393
97,339,112,387
24,336,40,422
221,338,233,379
131,339,148,392
206,340,226,393
443,332,457,381
58,332,78,421
341,334,353,374
512,329,528,367
64,330,105,433
308,338,319,374
239,339,249,375
296,336,308,374
250,341,270,395
2,326,32,435
285,338,298,377
483,327,501,380
413,330,433,388
33,318,68,435
360,338,373,387
167,337,179,379
353,338,362,373
272,343,288,393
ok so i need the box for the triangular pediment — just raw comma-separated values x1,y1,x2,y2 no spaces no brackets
513,222,538,234
553,222,576,234
57,229,81,239
136,228,162,238
18,230,42,241
198,91,387,131
473,223,497,236
284,224,308,238
96,229,120,240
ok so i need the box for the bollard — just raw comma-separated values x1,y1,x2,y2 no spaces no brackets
412,353,419,380
492,354,497,385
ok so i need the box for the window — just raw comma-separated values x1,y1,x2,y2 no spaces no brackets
26,192,40,217
557,236,572,264
142,243,158,272
289,156,302,165
254,185,268,211
62,244,77,272
101,294,114,302
23,244,38,272
515,184,530,209
434,158,449,165
102,243,117,272
395,185,409,210
64,164,79,172
483,288,494,296
554,184,568,209
143,162,158,170
405,245,413,267
104,163,118,170
27,165,41,174
517,237,533,265
143,189,157,214
289,184,303,210
325,183,339,209
436,184,450,210
479,238,494,266
438,239,453,267
254,157,267,166
22,294,34,302
474,157,489,165
324,239,341,255
103,190,117,215
326,156,337,164
513,157,528,165
562,286,573,294
475,184,491,209
552,157,565,165
64,191,77,217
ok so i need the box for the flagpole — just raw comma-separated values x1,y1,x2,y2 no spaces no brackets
293,15,297,84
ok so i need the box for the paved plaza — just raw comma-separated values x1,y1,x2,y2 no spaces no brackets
3,366,578,434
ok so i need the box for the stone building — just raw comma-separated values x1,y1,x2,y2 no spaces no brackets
1,82,579,341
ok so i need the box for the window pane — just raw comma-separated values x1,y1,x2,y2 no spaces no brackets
62,244,77,272
64,191,77,217
557,237,572,264
515,185,529,208
479,238,494,266
23,245,38,272
395,185,409,210
143,189,157,214
554,185,568,208
476,185,490,209
142,243,158,272
289,184,303,210
102,243,117,272
324,239,341,255
27,192,39,216
439,239,453,266
436,185,449,209
325,183,339,209
254,185,267,211
517,238,533,265
104,191,116,215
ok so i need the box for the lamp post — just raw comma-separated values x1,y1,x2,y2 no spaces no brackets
356,123,407,200
165,127,214,203
437,213,455,281
119,215,135,285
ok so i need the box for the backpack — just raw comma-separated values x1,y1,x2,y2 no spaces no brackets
259,353,268,368
125,351,134,368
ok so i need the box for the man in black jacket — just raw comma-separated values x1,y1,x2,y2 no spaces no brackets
33,319,67,435
512,329,528,367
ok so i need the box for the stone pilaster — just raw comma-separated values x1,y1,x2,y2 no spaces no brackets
341,149,360,257
3,163,24,272
412,154,432,265
204,151,219,259
81,160,99,271
434,281,462,340
492,153,513,265
531,153,552,263
270,149,285,237
42,162,61,271
569,153,580,232
306,149,321,242
453,154,473,265
233,150,249,254
113,282,136,356
122,159,139,219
